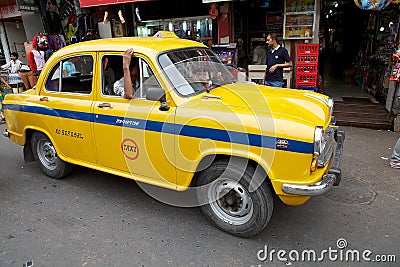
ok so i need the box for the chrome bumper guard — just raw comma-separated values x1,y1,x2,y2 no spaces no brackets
282,130,345,196
3,128,9,138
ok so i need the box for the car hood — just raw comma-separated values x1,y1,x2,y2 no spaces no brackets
183,82,331,140
210,82,329,122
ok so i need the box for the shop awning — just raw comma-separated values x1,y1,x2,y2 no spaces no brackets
79,0,154,8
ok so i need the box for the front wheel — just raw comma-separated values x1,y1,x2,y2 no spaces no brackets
196,159,273,237
31,132,72,179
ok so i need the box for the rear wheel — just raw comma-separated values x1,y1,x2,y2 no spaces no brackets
31,132,72,179
196,159,273,237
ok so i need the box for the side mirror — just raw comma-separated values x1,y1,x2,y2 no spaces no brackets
146,87,170,111
146,87,165,101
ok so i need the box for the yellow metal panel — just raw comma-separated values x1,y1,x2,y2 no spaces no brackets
93,51,177,185
92,99,176,184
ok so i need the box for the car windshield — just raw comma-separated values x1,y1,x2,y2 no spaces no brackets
158,48,236,96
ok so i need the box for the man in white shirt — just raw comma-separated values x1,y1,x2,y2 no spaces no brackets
0,52,23,89
1,52,22,73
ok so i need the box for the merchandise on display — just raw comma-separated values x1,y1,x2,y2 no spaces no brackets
284,0,316,39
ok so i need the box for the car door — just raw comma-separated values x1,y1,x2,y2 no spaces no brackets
38,53,96,164
93,52,176,186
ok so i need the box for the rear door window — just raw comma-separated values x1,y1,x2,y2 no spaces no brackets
45,55,94,94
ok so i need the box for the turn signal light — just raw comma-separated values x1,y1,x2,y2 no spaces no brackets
310,153,319,172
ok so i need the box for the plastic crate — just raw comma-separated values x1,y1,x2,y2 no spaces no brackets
296,73,317,88
297,44,319,56
296,81,317,87
297,55,318,65
296,65,317,74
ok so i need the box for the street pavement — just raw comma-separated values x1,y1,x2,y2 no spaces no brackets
0,124,399,266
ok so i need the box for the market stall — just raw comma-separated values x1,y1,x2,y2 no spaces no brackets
351,4,400,129
211,43,246,82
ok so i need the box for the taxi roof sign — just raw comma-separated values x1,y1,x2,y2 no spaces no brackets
153,31,178,38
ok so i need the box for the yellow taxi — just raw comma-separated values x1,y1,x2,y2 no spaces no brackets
2,32,344,237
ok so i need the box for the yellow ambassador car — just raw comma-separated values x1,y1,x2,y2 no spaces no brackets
2,32,344,237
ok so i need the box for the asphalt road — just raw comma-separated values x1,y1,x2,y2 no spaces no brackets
0,124,399,267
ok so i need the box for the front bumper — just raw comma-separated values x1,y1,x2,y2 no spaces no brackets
281,130,345,196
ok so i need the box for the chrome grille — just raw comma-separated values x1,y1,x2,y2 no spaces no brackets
318,127,335,167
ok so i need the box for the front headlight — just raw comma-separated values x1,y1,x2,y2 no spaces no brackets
327,98,334,114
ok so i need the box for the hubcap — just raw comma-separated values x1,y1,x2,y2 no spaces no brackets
37,139,58,171
208,178,253,225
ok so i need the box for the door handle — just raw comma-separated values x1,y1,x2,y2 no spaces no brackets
39,97,49,102
98,103,112,108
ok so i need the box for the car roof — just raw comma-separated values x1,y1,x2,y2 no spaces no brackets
59,36,206,55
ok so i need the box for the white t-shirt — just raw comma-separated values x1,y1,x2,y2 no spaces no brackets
113,77,139,97
1,59,23,73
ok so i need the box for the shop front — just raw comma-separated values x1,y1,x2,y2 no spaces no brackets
343,3,400,129
132,1,217,43
78,0,216,43
136,16,213,42
133,0,320,86
3,0,324,88
0,0,78,97
315,0,400,130
96,0,242,80
77,0,323,87
0,1,33,64
232,0,321,89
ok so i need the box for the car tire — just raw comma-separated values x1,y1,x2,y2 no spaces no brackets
31,132,72,179
196,159,273,237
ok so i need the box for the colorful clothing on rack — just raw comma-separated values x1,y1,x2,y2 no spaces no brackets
32,33,49,51
65,24,76,44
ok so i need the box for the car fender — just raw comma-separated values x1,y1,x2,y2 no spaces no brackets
21,126,67,163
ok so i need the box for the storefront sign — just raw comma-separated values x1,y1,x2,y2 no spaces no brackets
79,0,154,8
16,0,39,12
202,0,231,3
0,5,21,19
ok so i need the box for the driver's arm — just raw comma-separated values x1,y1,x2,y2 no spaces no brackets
123,48,134,99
